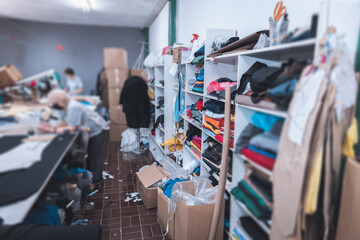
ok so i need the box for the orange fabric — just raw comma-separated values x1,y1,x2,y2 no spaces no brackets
205,116,223,129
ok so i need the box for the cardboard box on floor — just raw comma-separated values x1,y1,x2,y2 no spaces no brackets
104,48,128,69
109,105,126,125
106,68,129,88
336,158,360,240
109,124,127,142
157,187,176,240
108,87,122,107
136,165,168,209
129,69,148,82
174,181,224,240
0,64,23,89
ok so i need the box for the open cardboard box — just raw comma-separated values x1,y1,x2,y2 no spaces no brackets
136,165,168,209
173,181,224,240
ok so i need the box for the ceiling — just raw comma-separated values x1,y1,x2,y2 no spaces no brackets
0,0,168,28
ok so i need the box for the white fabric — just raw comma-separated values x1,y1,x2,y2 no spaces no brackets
0,140,51,173
288,70,325,145
204,109,225,119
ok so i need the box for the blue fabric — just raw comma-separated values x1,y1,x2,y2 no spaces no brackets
203,128,216,137
193,166,201,176
196,69,204,81
194,45,205,57
69,168,88,178
163,178,186,198
251,112,280,132
192,87,204,93
174,95,180,123
24,205,60,226
249,145,277,159
267,78,298,97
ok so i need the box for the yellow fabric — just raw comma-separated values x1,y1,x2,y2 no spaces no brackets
190,141,201,153
342,118,358,157
203,122,221,135
148,89,155,99
168,144,183,152
305,147,324,214
161,138,180,146
231,114,235,123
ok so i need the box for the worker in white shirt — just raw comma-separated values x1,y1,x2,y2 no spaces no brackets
64,68,84,96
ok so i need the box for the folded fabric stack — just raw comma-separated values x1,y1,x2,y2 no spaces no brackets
235,59,307,110
189,46,205,93
186,98,203,125
156,96,164,109
185,124,202,159
236,216,269,240
235,112,283,171
154,114,164,130
202,100,235,148
202,137,233,175
231,177,272,221
207,77,237,100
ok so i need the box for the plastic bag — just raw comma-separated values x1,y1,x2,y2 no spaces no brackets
158,156,188,180
169,63,178,78
254,33,270,49
120,128,138,152
183,160,200,175
211,35,227,53
169,176,218,215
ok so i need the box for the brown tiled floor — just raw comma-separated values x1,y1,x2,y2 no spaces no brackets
85,140,169,240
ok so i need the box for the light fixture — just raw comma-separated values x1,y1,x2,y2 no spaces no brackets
81,0,92,13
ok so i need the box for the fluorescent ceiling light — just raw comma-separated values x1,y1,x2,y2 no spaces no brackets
81,0,92,13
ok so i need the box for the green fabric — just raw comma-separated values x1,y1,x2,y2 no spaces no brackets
231,180,272,219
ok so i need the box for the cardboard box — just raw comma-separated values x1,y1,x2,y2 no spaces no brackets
108,87,122,107
136,165,167,209
0,64,23,89
109,105,126,125
336,158,360,240
109,124,127,142
106,68,129,88
157,188,175,239
129,69,148,81
104,48,128,69
173,47,191,64
174,181,224,240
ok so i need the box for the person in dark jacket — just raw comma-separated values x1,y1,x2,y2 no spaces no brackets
120,76,150,128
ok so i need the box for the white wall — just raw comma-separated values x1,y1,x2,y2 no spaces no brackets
149,1,169,52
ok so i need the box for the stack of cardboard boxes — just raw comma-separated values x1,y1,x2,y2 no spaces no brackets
104,48,129,142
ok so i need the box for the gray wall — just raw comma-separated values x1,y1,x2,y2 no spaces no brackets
0,18,144,94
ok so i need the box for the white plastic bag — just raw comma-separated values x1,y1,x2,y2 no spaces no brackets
254,33,270,49
158,156,188,180
120,128,138,152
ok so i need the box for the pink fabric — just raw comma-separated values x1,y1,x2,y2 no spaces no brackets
193,136,202,142
207,80,237,94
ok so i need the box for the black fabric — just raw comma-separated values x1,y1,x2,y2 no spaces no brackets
0,135,26,154
237,62,267,94
154,115,164,129
0,132,77,206
0,223,102,240
86,131,105,182
194,45,204,57
186,124,201,140
120,76,150,128
239,217,269,240
250,66,282,93
202,100,225,114
249,173,273,202
209,85,237,100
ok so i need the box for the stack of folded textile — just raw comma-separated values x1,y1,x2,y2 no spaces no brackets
186,98,203,124
202,100,235,148
154,114,164,130
235,59,307,110
189,46,205,93
231,170,272,222
207,78,237,100
235,112,283,171
185,124,202,159
202,137,233,175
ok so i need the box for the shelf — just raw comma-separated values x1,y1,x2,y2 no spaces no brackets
184,90,204,97
206,38,316,61
181,114,202,130
150,135,156,142
148,84,155,88
202,129,234,152
155,85,164,89
158,126,165,132
204,94,226,103
240,154,273,178
235,103,287,118
233,196,271,234
156,140,166,154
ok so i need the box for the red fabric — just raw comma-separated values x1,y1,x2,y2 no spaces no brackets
215,135,234,148
186,109,192,119
195,99,203,112
241,148,275,170
207,80,237,94
192,139,201,149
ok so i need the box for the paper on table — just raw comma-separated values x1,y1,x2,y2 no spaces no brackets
0,140,51,173
288,70,325,145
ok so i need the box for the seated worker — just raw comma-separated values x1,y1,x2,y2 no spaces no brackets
64,68,84,96
38,89,109,186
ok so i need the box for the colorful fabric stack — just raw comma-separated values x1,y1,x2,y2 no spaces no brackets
185,124,202,159
186,98,203,125
207,78,237,100
202,100,235,148
191,68,204,93
231,175,272,220
189,46,205,93
235,112,283,171
202,137,233,175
